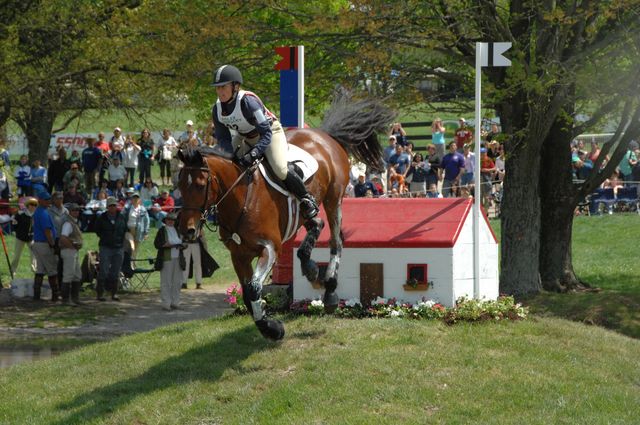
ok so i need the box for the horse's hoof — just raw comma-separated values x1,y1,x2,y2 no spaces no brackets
323,291,339,313
256,319,285,341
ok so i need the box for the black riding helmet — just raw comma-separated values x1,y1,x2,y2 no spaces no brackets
212,65,243,86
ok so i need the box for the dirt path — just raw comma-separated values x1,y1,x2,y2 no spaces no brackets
0,285,233,339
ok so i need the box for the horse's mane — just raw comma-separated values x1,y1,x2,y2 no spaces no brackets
320,90,397,171
180,145,233,166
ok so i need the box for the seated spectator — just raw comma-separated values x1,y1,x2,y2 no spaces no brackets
112,179,127,202
63,184,86,206
15,155,32,196
353,174,379,198
81,189,108,231
603,171,624,196
370,176,384,194
63,163,84,193
388,167,407,195
426,182,443,198
149,189,175,222
140,177,159,208
172,187,183,209
92,180,112,199
108,156,126,190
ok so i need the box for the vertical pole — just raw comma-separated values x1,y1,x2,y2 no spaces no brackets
297,45,305,128
474,42,482,300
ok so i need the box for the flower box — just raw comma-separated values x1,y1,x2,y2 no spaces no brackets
403,283,430,291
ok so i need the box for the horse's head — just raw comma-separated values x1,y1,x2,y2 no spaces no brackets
177,147,212,241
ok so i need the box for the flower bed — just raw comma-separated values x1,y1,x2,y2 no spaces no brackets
224,284,528,323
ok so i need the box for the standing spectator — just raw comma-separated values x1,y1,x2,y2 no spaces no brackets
10,197,37,274
461,144,475,189
82,137,102,194
170,149,184,187
122,135,141,187
48,147,71,192
494,144,506,186
389,122,407,147
353,173,379,198
454,118,472,151
62,163,84,192
441,142,465,197
179,120,201,145
382,135,397,170
487,140,500,160
138,128,154,184
0,139,9,167
388,145,411,178
154,212,185,311
49,192,69,237
110,127,125,153
14,155,32,196
407,153,430,196
124,193,149,261
425,144,442,189
68,150,82,168
431,117,447,160
108,156,126,190
480,148,497,208
59,203,83,305
94,196,128,301
618,143,638,184
95,132,111,183
157,129,177,186
31,191,59,301
0,167,9,200
30,159,48,195
485,123,500,144
182,227,204,290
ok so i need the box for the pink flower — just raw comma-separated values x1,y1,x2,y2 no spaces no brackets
228,296,237,305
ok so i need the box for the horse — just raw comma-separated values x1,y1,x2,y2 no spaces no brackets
177,96,395,340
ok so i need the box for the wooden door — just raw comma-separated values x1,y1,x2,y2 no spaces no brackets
360,263,384,306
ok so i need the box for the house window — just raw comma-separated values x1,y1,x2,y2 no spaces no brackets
406,264,428,285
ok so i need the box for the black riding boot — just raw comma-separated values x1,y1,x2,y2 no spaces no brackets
33,274,44,301
283,171,319,219
61,281,71,303
49,275,59,302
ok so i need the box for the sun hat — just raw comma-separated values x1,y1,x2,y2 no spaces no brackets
107,197,118,206
186,120,194,126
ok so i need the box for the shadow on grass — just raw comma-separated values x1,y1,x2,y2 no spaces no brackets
53,320,272,424
522,287,640,339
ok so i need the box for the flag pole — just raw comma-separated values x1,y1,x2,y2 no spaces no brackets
473,42,482,300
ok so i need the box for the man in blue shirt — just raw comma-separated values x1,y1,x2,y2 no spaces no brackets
353,174,379,197
441,142,466,197
31,191,59,301
82,137,102,195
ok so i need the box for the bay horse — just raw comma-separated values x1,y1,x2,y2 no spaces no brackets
178,96,394,340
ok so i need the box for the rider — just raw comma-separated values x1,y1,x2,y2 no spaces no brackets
210,64,319,220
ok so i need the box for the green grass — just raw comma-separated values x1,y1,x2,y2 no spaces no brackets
0,315,638,424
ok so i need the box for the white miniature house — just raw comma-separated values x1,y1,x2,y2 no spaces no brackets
291,198,499,307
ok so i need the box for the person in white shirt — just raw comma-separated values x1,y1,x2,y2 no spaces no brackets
157,128,177,185
124,193,149,261
108,157,126,190
121,135,141,187
154,212,185,311
111,127,126,152
59,203,83,305
178,120,202,145
140,177,159,208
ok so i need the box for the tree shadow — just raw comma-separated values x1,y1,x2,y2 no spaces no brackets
53,321,272,424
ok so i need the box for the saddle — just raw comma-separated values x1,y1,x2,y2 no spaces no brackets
258,144,319,242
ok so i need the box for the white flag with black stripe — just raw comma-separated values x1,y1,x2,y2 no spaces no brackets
480,42,512,67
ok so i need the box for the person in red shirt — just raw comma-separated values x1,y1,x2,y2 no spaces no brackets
95,132,112,184
480,148,496,209
150,189,175,222
454,118,472,151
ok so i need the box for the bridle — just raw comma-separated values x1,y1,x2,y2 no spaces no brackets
180,159,262,236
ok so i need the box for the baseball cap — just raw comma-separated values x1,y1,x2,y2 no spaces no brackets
131,192,140,198
25,197,38,206
459,117,466,122
126,187,135,193
107,197,118,206
114,127,121,132
38,191,52,201
186,120,194,126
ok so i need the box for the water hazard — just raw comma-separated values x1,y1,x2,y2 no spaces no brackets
0,346,64,368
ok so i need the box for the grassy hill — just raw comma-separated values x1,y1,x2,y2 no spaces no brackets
0,315,638,424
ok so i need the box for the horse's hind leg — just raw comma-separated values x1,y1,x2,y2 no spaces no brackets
296,217,324,283
322,201,343,311
233,243,284,341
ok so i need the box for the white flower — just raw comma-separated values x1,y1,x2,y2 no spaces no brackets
345,298,361,307
310,299,324,308
390,310,403,317
373,296,388,305
416,300,436,309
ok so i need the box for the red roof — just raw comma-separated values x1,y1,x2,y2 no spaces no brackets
293,198,497,248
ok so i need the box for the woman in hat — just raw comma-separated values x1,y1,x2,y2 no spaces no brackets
211,64,319,220
153,212,185,311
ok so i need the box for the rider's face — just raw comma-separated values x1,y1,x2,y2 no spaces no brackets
216,83,234,102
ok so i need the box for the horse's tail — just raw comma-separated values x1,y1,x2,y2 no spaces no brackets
320,92,396,171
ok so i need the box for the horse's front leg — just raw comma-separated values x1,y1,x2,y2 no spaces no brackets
296,217,325,284
234,241,284,341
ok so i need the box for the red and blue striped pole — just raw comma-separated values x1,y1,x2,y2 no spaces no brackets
274,45,304,128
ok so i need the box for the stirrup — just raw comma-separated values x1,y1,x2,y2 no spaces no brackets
300,197,319,219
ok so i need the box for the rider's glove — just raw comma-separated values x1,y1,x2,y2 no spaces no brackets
239,148,261,167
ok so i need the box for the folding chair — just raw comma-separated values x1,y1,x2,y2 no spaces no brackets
120,251,156,292
594,188,616,215
615,186,639,214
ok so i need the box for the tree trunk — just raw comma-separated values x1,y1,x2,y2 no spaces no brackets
21,104,57,164
539,116,588,292
499,137,543,296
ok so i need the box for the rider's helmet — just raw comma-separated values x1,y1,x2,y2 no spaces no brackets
212,65,243,86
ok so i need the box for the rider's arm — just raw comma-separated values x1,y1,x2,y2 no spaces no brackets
242,96,272,156
212,104,233,153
